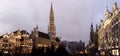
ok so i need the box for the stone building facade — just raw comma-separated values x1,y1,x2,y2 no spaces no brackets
0,3,60,55
98,2,120,56
1,29,33,54
31,3,60,49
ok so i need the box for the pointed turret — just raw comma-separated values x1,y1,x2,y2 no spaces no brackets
35,25,38,31
105,6,110,14
100,19,103,22
90,23,94,34
106,6,109,12
90,23,94,44
96,25,98,32
34,25,39,37
99,19,104,28
112,2,118,11
17,27,21,35
10,32,14,38
95,24,98,40
105,6,110,19
16,27,21,39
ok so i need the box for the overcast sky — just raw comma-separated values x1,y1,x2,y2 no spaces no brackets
0,0,120,44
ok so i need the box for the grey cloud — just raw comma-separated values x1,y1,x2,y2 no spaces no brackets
0,0,119,44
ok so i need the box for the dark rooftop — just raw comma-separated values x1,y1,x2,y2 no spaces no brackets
38,31,50,39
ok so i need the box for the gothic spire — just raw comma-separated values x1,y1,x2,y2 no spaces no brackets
91,23,93,28
90,23,94,33
90,23,94,43
48,3,56,41
95,24,98,33
50,2,53,12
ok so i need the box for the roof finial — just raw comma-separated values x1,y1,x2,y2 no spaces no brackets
106,5,109,12
91,23,93,27
18,26,20,31
100,19,103,22
113,2,118,10
114,2,118,8
36,24,38,29
114,1,117,6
